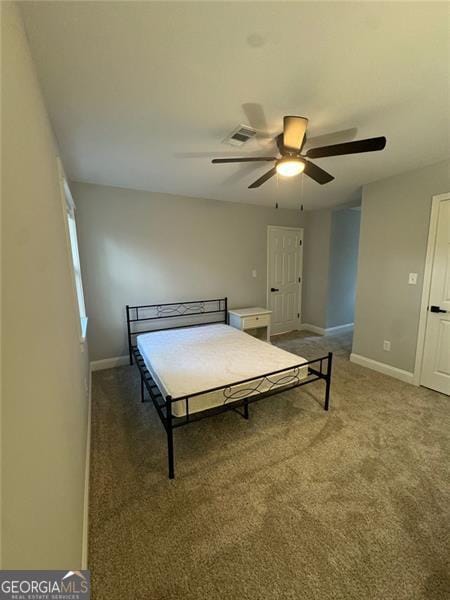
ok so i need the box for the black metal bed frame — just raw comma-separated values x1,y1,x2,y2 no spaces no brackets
126,297,333,479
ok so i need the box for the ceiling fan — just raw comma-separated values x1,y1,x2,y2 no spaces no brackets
212,116,386,188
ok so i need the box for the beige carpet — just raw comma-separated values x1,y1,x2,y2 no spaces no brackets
89,331,449,600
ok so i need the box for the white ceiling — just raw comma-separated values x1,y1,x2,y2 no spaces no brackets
21,1,449,210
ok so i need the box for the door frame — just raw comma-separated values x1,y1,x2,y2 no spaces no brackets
266,225,304,334
413,192,450,386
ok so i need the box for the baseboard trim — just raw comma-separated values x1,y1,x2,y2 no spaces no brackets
300,323,326,335
81,368,92,569
300,322,354,336
90,355,129,371
327,322,354,334
350,353,414,384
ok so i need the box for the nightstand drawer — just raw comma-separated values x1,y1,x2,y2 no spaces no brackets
243,314,270,329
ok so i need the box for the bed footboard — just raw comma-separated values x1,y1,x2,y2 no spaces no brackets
132,342,332,479
126,298,333,479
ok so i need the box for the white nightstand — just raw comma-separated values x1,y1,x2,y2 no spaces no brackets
228,307,272,342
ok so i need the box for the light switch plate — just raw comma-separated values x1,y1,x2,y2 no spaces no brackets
383,340,391,351
408,273,418,285
252,269,257,278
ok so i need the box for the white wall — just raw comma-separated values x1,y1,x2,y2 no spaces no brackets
353,159,450,373
73,182,305,361
1,2,90,568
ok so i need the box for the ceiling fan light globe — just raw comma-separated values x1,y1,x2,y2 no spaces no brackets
276,158,305,177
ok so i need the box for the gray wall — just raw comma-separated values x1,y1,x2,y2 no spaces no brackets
327,209,361,328
353,159,450,373
2,3,90,568
302,209,332,329
73,182,305,361
302,207,361,329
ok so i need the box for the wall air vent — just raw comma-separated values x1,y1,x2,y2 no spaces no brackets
223,124,257,147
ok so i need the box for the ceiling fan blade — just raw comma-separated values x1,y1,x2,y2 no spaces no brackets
221,162,267,186
241,103,272,138
306,136,386,159
212,157,275,164
248,167,277,188
303,127,358,151
283,116,308,152
303,160,335,185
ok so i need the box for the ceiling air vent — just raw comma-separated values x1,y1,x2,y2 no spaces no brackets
223,124,257,147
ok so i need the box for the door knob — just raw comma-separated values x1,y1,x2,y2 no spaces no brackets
430,305,447,313
271,287,279,292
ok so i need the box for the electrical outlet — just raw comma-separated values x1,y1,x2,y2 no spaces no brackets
408,273,418,285
383,340,391,351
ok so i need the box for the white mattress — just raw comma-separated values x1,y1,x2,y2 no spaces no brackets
137,324,308,417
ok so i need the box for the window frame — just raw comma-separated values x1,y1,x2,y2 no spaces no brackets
57,158,88,343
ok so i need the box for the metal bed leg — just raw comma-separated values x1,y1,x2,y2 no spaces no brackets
243,400,249,420
166,396,175,479
324,352,333,411
126,305,133,365
140,374,145,402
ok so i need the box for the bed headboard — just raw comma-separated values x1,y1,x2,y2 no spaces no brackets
125,297,228,365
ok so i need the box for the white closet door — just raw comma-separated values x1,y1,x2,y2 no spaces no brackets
267,227,303,335
421,199,450,395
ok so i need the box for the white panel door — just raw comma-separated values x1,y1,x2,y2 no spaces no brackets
421,199,450,395
267,226,303,335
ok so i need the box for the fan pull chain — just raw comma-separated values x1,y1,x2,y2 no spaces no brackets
275,172,279,209
299,171,305,213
